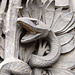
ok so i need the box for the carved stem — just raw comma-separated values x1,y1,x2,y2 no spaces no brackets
4,0,21,59
0,0,7,17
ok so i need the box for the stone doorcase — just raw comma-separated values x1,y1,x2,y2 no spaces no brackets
0,0,75,75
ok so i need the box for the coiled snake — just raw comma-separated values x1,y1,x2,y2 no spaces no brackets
17,17,61,68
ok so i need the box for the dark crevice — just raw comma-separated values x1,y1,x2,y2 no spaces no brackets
11,74,14,75
20,28,27,41
5,0,9,12
21,0,27,6
62,7,69,10
0,0,2,3
0,0,2,6
1,32,5,39
32,38,50,56
0,57,3,63
32,40,39,54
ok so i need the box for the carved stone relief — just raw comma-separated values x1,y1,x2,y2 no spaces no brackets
0,0,75,75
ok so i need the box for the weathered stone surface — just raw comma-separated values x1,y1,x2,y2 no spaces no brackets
0,0,75,75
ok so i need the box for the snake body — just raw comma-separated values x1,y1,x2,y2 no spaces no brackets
0,58,31,75
29,31,61,67
17,17,61,67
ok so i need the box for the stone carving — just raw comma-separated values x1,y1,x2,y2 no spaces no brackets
17,17,61,68
0,0,75,75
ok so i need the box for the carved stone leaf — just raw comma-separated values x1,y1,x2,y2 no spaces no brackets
0,37,4,59
60,17,75,33
41,0,53,4
29,0,42,20
19,42,36,63
48,68,75,75
61,39,75,53
37,40,49,56
19,44,26,61
57,32,74,46
0,30,4,59
63,22,75,33
44,1,55,27
71,0,75,12
51,9,73,33
55,0,69,8
52,49,75,69
51,7,62,29
22,0,43,20
32,68,43,75
41,0,47,4
57,30,75,53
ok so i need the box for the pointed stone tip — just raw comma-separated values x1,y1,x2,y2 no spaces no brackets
17,18,22,22
30,70,32,75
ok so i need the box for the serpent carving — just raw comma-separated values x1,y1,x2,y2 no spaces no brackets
0,58,31,75
17,17,61,67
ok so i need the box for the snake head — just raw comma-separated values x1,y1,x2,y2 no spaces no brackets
17,17,49,43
